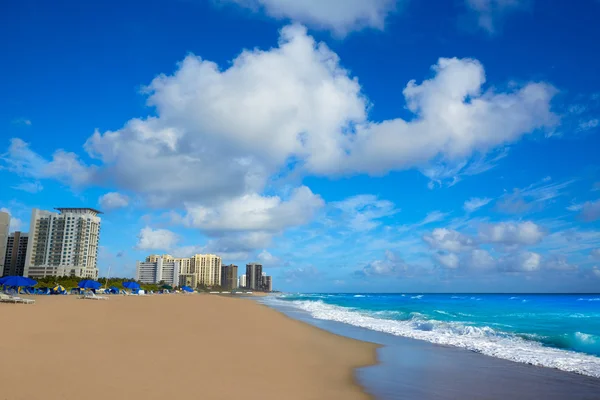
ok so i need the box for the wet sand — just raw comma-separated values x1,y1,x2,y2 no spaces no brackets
0,295,377,400
274,304,600,400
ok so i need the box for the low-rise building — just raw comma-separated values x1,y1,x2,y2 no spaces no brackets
136,256,180,286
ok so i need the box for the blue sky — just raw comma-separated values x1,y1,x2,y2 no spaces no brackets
1,0,600,292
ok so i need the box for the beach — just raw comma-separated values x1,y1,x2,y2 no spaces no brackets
0,294,377,400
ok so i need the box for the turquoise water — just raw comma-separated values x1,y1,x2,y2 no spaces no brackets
264,293,600,377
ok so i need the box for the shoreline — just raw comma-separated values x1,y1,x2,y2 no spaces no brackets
0,294,378,400
263,296,600,400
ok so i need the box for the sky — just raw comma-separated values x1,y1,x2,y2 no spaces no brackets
1,0,600,293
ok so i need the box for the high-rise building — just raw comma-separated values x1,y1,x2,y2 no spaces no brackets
245,262,263,290
136,256,180,286
3,232,29,276
191,254,222,286
0,211,9,275
239,274,247,288
24,208,101,279
221,264,238,290
261,275,272,292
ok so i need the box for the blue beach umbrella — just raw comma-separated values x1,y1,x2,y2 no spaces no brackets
77,280,102,290
181,286,193,293
0,276,37,287
122,281,140,290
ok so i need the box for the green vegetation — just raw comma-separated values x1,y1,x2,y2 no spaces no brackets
31,276,160,292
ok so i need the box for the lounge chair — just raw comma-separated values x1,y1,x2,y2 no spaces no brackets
80,292,109,300
0,293,35,304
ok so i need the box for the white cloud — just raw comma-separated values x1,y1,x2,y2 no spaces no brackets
0,208,24,232
11,181,43,193
4,27,557,207
544,255,577,271
578,118,599,131
500,251,541,272
2,138,93,186
176,186,323,232
434,252,460,269
398,210,450,232
98,192,129,211
479,221,545,246
356,250,408,276
592,267,600,279
463,197,492,212
423,228,477,252
497,178,574,214
464,0,530,34
580,200,600,222
257,250,281,266
224,0,398,36
331,194,398,231
464,248,496,269
12,118,31,126
135,227,179,251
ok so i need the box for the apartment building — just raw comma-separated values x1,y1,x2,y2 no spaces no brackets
239,274,247,288
0,211,9,275
136,256,181,286
3,232,29,276
245,262,262,290
262,275,273,292
220,264,238,290
191,254,222,286
23,208,101,279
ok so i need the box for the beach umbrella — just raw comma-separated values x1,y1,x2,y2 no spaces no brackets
77,279,102,290
109,286,120,294
52,284,66,294
181,286,193,293
122,281,140,290
0,276,37,287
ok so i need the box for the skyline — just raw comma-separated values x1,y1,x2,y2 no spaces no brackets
1,0,600,292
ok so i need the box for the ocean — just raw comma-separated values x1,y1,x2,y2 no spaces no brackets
263,293,600,378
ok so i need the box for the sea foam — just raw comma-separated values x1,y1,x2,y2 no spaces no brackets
270,298,600,378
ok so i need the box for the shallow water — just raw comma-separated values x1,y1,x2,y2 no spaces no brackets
264,293,600,378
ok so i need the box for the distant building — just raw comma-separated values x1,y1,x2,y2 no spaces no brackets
3,232,29,276
24,208,101,279
220,264,238,290
246,262,263,290
191,254,222,286
239,274,247,288
136,256,180,286
0,211,9,275
261,275,272,292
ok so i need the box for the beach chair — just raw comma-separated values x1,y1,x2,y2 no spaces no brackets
80,292,109,300
0,293,35,304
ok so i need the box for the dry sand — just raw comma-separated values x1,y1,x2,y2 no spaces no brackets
0,294,378,400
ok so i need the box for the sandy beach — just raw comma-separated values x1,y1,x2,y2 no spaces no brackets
0,294,377,400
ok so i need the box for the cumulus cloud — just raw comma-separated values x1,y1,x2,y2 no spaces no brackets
463,197,492,212
479,221,545,246
499,251,541,272
423,228,477,252
579,200,600,222
464,0,530,35
4,26,557,207
223,0,398,36
2,138,93,187
544,255,577,271
135,227,179,251
331,194,398,231
175,186,323,232
434,252,460,269
257,250,282,266
98,192,129,211
11,181,43,193
356,250,408,276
